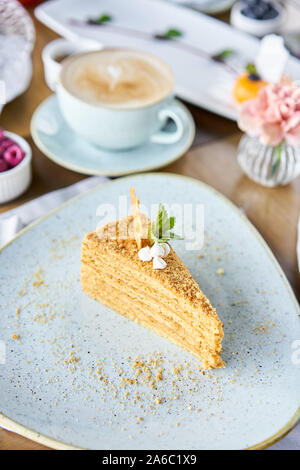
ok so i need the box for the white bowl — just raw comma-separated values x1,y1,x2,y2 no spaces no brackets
230,1,285,37
0,131,32,204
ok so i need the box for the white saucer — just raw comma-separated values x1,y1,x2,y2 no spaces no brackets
30,95,195,176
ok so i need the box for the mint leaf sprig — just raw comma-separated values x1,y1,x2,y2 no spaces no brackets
245,62,257,74
88,13,112,25
149,203,183,244
97,14,112,23
154,28,183,40
212,49,234,63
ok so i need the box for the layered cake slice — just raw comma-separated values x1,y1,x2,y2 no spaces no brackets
81,188,224,369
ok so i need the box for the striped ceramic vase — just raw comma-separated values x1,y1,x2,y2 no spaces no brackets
237,135,300,187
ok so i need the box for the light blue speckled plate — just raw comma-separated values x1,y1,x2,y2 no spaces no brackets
30,95,195,176
0,173,299,450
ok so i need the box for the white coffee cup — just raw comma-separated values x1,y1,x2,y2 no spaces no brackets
55,48,184,150
42,38,101,92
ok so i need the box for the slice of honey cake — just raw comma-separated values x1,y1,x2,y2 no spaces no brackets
81,188,224,369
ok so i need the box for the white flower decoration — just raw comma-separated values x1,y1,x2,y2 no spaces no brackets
153,256,167,270
138,246,152,262
162,243,170,257
150,242,166,258
138,242,170,269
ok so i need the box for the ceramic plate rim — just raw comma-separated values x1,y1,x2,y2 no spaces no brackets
30,96,195,176
0,172,299,450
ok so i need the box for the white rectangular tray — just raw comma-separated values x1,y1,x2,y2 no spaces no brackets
35,0,300,121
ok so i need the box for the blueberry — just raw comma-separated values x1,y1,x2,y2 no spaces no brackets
243,0,260,6
241,7,258,19
248,73,261,81
253,4,269,18
242,0,279,20
263,6,279,19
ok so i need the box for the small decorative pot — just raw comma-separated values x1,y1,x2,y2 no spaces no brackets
237,135,300,187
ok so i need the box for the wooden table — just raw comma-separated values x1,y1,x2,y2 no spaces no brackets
0,9,299,451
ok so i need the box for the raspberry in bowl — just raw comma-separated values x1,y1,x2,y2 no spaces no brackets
0,130,32,204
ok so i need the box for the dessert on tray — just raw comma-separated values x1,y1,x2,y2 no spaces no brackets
233,35,289,104
81,188,224,369
233,65,267,104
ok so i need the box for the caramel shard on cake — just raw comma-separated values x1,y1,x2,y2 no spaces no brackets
81,188,224,369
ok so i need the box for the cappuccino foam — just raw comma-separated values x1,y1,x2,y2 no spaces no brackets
61,50,173,108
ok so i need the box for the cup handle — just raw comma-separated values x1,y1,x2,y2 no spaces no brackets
42,45,63,92
42,38,101,92
150,104,184,145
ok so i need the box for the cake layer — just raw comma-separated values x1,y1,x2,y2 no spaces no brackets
81,251,222,349
81,262,220,357
84,228,220,319
82,231,222,326
81,263,224,368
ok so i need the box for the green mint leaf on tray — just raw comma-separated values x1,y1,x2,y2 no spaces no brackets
154,28,183,40
164,28,182,39
149,204,183,244
88,13,112,25
97,14,112,23
212,49,234,63
245,63,257,74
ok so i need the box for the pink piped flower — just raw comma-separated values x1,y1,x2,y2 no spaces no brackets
238,84,300,147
